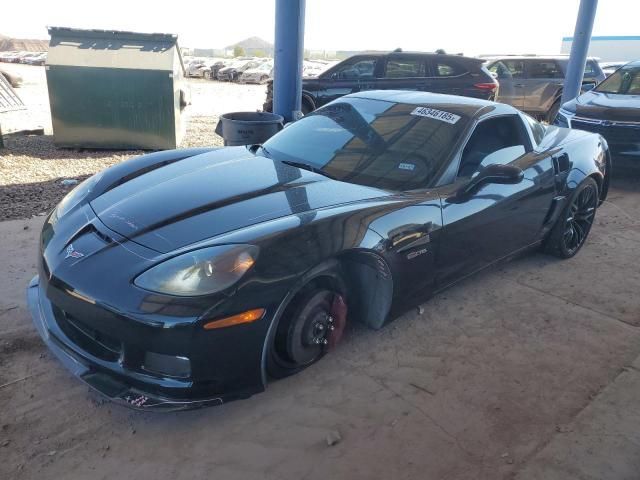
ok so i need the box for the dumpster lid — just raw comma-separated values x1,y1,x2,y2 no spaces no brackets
46,26,184,72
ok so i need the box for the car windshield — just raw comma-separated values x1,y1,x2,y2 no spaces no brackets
595,65,640,95
262,98,470,191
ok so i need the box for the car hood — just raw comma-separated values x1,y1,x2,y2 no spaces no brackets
90,147,391,253
564,90,640,122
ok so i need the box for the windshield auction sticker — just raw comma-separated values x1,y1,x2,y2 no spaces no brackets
411,107,460,124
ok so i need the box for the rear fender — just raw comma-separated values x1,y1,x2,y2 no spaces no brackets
561,135,608,200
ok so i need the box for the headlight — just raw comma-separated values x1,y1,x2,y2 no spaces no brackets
54,171,104,220
134,245,258,296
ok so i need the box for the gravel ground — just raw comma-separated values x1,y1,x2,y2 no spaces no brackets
0,64,266,221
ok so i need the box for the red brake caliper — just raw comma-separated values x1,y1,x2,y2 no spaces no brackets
325,294,347,351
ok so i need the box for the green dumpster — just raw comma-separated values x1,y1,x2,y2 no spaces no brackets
46,27,189,150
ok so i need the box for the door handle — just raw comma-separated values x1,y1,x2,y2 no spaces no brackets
515,83,525,88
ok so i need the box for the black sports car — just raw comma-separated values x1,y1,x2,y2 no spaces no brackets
28,91,610,411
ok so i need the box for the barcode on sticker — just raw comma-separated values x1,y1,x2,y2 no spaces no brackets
411,107,460,124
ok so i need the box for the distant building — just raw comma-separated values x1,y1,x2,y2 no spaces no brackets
225,36,274,57
561,35,640,62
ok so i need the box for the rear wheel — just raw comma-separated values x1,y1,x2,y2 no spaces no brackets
545,177,599,258
266,277,347,379
301,99,313,116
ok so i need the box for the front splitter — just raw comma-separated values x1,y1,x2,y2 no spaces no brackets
26,275,225,412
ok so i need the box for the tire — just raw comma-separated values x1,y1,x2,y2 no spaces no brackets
544,177,599,259
301,100,313,116
266,273,347,379
546,100,561,124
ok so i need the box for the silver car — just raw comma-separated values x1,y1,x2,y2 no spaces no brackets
485,55,606,122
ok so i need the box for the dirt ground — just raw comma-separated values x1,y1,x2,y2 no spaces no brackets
2,63,640,480
0,63,265,220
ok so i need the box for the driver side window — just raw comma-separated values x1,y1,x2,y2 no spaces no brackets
332,58,378,80
457,116,529,178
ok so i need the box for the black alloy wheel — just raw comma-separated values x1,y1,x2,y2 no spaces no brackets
546,177,599,258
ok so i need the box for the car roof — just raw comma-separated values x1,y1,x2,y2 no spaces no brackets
345,90,515,117
484,55,599,62
348,51,482,62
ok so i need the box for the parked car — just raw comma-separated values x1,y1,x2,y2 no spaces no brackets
0,67,23,87
556,60,640,168
25,52,47,66
485,55,605,123
239,61,273,84
185,58,211,78
207,60,230,80
264,50,498,114
218,59,263,82
18,52,41,64
600,61,627,77
0,51,21,62
28,91,609,410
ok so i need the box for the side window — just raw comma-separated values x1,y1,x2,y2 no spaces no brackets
332,58,378,80
457,116,528,178
384,57,426,78
523,114,546,145
434,60,466,77
528,60,564,79
500,60,525,79
488,61,510,79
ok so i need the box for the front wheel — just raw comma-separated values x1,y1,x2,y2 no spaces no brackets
544,177,599,258
266,279,347,379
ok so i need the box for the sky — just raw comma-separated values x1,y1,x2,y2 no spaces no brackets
2,0,639,55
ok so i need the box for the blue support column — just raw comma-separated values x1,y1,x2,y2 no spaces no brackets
561,0,598,106
273,0,306,122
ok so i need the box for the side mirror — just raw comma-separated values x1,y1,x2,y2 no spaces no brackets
460,164,524,196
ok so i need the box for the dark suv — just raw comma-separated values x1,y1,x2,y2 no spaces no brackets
263,50,498,114
485,55,606,122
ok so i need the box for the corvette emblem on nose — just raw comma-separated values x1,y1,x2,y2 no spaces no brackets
65,244,84,259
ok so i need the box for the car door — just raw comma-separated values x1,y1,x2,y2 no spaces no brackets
521,59,564,115
488,59,526,109
315,56,381,106
435,113,556,288
376,54,430,92
425,57,467,96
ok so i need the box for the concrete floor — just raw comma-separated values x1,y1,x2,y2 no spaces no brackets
1,176,639,480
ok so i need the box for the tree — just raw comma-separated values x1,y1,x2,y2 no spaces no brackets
233,45,245,57
253,49,266,58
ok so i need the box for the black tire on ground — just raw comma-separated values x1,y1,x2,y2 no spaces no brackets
266,273,347,379
546,100,561,124
544,177,599,259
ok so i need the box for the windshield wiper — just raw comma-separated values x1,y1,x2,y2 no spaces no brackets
280,160,336,180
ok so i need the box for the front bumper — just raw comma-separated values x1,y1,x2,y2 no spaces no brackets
27,275,261,411
556,112,640,165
